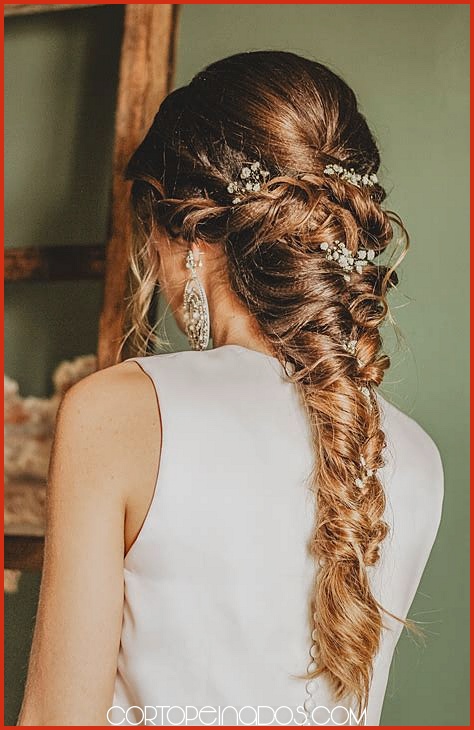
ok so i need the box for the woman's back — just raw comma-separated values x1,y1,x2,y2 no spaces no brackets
15,51,447,728
110,344,444,726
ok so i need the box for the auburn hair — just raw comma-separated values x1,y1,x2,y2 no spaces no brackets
120,51,422,715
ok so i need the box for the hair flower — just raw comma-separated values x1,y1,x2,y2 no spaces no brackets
320,240,376,281
227,160,271,204
324,163,378,188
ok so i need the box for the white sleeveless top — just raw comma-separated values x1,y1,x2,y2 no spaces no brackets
109,344,444,727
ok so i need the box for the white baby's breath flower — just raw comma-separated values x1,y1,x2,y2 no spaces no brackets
227,161,270,203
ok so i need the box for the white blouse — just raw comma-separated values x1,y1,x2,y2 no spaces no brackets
108,344,444,726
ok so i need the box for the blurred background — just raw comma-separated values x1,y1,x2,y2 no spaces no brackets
4,4,469,725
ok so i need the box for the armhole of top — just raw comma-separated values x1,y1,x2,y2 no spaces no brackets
122,357,164,567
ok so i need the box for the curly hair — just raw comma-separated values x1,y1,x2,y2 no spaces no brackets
120,50,422,715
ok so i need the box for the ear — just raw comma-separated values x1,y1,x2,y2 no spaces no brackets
189,241,214,270
190,241,203,258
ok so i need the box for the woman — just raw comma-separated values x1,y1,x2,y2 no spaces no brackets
18,51,444,726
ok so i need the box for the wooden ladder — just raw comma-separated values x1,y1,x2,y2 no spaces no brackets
4,3,179,571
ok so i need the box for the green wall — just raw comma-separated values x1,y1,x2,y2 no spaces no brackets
4,5,469,726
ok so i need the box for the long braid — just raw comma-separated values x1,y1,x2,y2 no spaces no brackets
219,173,413,714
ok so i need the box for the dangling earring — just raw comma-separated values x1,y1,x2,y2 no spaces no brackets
183,247,210,351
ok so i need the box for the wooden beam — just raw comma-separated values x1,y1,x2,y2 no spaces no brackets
4,535,44,572
97,4,180,368
4,244,105,281
4,5,98,17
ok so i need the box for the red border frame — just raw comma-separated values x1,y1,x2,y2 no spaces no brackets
1,2,470,728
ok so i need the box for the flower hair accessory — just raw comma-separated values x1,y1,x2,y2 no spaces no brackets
320,240,376,282
341,337,358,356
227,161,270,204
355,454,376,489
324,163,378,188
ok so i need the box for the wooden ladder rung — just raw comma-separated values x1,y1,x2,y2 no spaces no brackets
4,5,99,17
5,244,105,281
4,534,44,572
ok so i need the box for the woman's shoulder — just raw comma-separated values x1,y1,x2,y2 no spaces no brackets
65,357,160,421
377,392,444,474
61,358,162,506
376,391,445,533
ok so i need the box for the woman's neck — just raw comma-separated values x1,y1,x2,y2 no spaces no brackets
207,283,274,357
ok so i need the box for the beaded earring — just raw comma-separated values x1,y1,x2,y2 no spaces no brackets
183,248,210,351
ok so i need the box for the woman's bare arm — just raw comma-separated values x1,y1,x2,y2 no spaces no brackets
17,362,160,726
